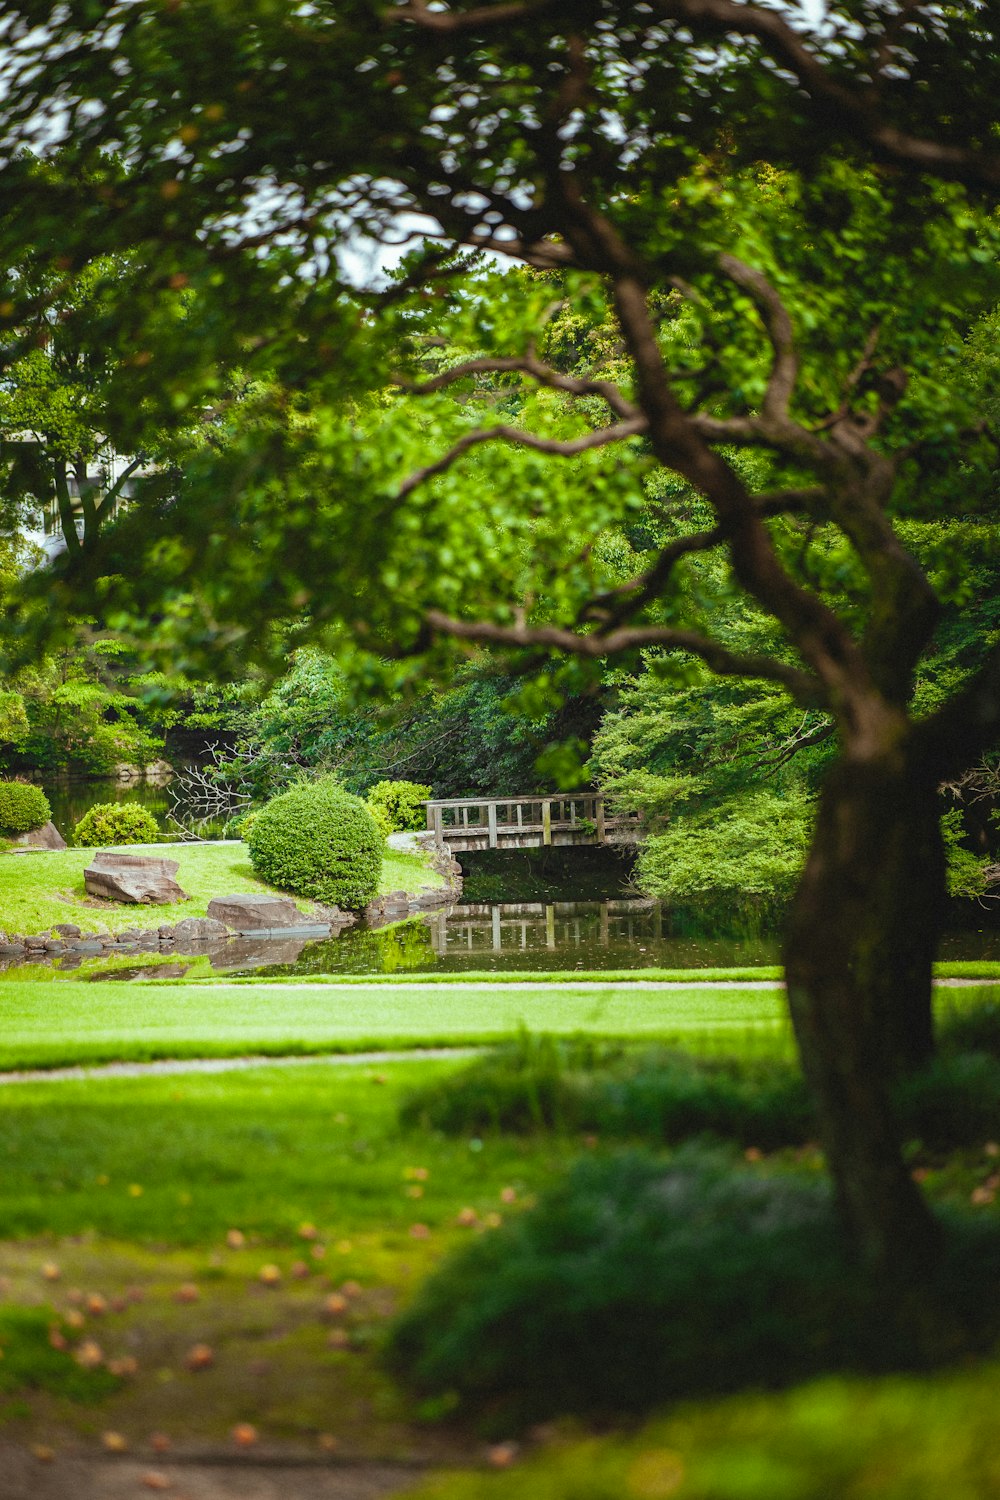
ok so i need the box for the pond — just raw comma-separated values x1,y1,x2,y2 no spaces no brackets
41,772,232,843
14,808,1000,978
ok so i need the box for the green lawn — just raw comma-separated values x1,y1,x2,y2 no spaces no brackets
0,840,442,937
0,1058,560,1243
0,979,790,1070
0,1057,572,1453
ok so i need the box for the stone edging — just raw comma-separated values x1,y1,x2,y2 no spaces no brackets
0,836,465,958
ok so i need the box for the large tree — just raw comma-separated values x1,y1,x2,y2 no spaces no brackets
2,1,1000,1286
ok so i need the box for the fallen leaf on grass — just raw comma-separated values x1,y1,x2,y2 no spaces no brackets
324,1293,348,1317
41,1262,60,1282
140,1471,171,1490
291,1261,310,1279
101,1431,128,1453
258,1264,282,1286
31,1444,55,1463
327,1328,351,1349
340,1280,362,1298
108,1355,139,1377
298,1222,318,1240
149,1434,171,1453
500,1187,517,1204
173,1283,199,1304
66,1309,85,1330
488,1444,518,1469
231,1423,258,1447
456,1208,478,1227
409,1224,430,1240
226,1229,245,1250
75,1340,104,1369
318,1433,339,1453
49,1328,67,1351
86,1293,108,1316
184,1344,214,1372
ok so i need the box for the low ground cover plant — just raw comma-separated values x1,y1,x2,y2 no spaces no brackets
0,780,50,835
247,777,384,908
400,1008,1000,1153
386,1148,1000,1425
73,801,160,846
407,1360,1000,1500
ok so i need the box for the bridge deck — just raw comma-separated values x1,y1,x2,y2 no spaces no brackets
424,794,637,851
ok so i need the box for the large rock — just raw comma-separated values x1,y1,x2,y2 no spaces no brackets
171,917,229,942
13,821,67,850
207,893,331,935
84,851,188,905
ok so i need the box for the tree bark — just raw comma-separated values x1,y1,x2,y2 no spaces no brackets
783,738,945,1275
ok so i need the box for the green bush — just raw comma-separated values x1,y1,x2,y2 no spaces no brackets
636,790,813,923
365,779,432,834
247,777,383,908
386,1150,1000,1425
73,802,160,847
0,780,51,835
400,1027,1000,1153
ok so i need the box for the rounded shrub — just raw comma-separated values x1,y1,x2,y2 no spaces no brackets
0,780,51,835
365,779,431,835
247,778,384,908
74,802,160,847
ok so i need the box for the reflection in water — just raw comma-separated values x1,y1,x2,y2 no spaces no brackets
221,900,781,979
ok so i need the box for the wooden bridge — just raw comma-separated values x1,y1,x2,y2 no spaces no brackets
424,794,638,853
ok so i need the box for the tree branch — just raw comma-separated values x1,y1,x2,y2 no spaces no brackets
396,415,647,497
425,607,822,701
402,352,639,419
718,254,798,420
389,0,558,31
391,0,1000,191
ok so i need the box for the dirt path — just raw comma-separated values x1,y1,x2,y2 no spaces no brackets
0,1447,434,1499
0,1048,481,1087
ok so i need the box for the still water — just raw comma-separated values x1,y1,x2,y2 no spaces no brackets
24,795,1000,978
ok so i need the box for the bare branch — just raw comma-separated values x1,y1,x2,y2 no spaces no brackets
752,716,835,774
402,352,639,419
396,415,647,498
425,607,822,702
718,254,797,420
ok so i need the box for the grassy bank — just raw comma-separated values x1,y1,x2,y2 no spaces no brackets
0,840,443,937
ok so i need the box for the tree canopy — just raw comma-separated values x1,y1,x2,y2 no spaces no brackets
3,0,1000,1286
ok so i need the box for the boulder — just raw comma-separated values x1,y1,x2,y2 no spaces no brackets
84,851,188,906
13,821,67,850
171,917,228,942
206,893,330,935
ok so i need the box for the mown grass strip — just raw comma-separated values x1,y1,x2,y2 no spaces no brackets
188,961,1000,985
0,979,789,1070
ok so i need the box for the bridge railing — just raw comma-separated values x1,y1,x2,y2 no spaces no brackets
423,794,637,848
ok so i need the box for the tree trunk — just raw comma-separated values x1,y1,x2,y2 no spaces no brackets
783,740,945,1276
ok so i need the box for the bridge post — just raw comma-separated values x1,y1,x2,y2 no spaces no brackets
542,799,552,846
595,797,606,843
488,802,498,848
